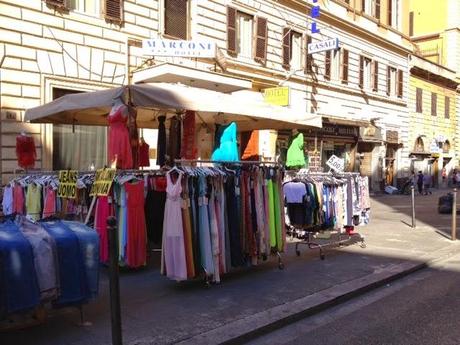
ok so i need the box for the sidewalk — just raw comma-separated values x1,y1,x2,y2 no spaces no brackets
1,191,459,345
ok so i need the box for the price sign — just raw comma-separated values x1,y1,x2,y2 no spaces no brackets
326,155,345,172
90,168,116,197
57,170,78,199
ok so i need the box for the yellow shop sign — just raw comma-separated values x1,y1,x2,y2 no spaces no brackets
263,87,290,106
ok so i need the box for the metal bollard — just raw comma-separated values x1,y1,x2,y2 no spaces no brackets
107,216,123,345
411,185,416,228
452,188,457,241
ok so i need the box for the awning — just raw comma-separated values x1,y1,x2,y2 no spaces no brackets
133,63,251,93
24,83,322,130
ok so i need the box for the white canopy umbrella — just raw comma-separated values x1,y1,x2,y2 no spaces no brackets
24,83,322,130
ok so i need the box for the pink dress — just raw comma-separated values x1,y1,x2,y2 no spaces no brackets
95,196,110,262
42,186,56,218
108,106,133,169
162,172,187,281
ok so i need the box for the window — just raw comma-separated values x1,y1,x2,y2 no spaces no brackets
237,12,253,59
416,88,423,113
359,56,372,89
362,0,380,19
431,92,437,116
388,0,400,29
282,28,303,70
409,11,414,36
305,35,314,74
69,0,100,15
445,96,450,118
386,66,402,97
164,0,189,40
52,88,107,170
325,49,341,81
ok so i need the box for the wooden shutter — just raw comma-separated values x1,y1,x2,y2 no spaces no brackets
388,0,393,26
372,61,378,91
431,93,437,116
416,88,422,113
359,56,364,88
445,96,450,118
341,49,349,84
409,12,414,36
324,51,331,80
227,7,237,55
254,17,268,64
282,27,291,70
361,0,366,12
45,0,66,8
386,66,391,95
305,35,313,74
105,0,123,23
375,0,381,19
164,0,187,39
397,69,403,98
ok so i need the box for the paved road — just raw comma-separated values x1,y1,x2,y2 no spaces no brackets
248,253,460,345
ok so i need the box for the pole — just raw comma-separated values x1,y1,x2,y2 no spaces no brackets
452,188,457,241
411,185,416,228
107,216,122,345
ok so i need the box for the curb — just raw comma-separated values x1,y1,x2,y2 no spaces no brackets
175,244,460,345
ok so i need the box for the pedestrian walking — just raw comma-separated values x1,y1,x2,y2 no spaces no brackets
417,171,424,195
423,174,432,195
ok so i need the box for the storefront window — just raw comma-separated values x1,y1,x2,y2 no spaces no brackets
321,141,352,171
53,124,107,171
52,88,107,171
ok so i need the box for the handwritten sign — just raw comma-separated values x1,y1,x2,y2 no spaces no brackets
90,168,116,196
58,170,78,199
264,87,290,106
326,155,345,172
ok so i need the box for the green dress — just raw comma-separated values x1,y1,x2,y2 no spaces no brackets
286,132,306,168
267,179,276,249
272,179,282,252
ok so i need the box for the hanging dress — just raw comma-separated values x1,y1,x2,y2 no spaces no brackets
125,181,147,268
162,171,187,281
94,196,110,263
107,105,133,169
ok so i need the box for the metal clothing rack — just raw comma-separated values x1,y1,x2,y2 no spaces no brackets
284,171,366,260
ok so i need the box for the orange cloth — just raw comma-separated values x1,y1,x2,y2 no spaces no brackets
241,130,259,160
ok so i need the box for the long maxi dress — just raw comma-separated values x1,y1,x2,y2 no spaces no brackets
162,171,187,281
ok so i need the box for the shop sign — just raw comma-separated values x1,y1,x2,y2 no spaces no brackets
142,39,216,58
326,155,345,172
312,124,358,138
308,38,339,54
310,0,320,33
386,130,399,144
57,170,78,199
263,87,290,106
90,168,116,197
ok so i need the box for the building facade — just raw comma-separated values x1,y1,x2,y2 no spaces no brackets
0,0,414,190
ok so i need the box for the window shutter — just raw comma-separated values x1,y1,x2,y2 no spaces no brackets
416,88,422,113
359,56,364,88
105,0,123,23
164,0,187,39
254,17,268,64
324,51,331,80
341,49,349,84
431,93,437,116
445,96,450,118
375,0,381,19
282,27,291,70
227,7,237,55
45,0,66,8
305,35,313,74
361,0,366,12
397,69,403,98
388,0,393,26
409,12,414,36
372,61,378,91
386,66,391,95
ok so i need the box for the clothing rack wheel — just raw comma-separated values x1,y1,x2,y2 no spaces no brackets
77,305,92,327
